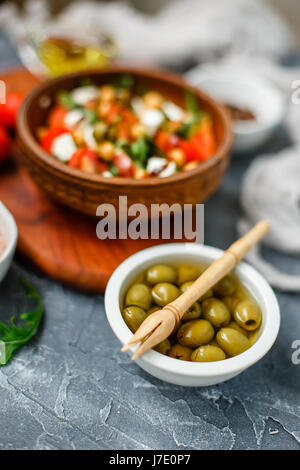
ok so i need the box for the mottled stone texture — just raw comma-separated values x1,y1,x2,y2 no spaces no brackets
0,36,299,450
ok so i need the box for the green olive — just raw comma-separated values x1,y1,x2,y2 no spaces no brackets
202,298,231,328
227,321,248,336
248,328,261,346
177,265,201,285
234,301,262,331
179,281,194,293
93,121,108,141
216,327,250,357
182,301,202,322
147,306,160,315
199,288,214,301
168,344,192,361
152,283,180,307
222,296,240,314
214,275,236,296
146,264,177,285
177,319,215,348
191,345,226,362
154,339,171,355
125,283,152,310
180,281,213,303
122,306,148,333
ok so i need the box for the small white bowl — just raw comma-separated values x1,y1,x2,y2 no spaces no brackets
185,67,285,153
105,243,280,387
0,201,18,284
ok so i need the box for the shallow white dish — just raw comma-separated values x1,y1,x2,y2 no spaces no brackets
105,243,280,387
185,67,285,153
0,201,18,284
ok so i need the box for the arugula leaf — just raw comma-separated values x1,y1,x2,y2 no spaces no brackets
109,163,119,176
0,280,43,366
177,90,207,139
113,74,134,89
82,108,98,125
130,136,150,168
58,91,77,110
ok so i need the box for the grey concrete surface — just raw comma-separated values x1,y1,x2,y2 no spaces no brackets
0,35,299,450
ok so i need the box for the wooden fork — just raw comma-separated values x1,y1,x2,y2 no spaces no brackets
122,221,269,360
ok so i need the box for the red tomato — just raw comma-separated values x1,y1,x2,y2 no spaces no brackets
122,108,137,125
155,131,170,152
179,123,216,162
69,148,108,174
117,121,130,140
106,104,122,125
0,125,11,163
155,131,179,153
69,148,85,168
113,151,135,177
190,124,216,162
41,128,70,153
0,92,23,128
48,105,67,129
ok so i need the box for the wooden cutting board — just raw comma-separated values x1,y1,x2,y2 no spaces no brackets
0,68,186,293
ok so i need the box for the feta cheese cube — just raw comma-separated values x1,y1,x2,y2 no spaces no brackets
51,133,77,162
162,101,184,122
159,161,177,178
70,86,98,106
64,109,84,128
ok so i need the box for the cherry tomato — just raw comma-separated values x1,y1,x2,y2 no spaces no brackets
155,131,179,153
0,92,23,128
41,128,70,153
122,108,137,125
113,150,135,177
69,148,85,168
69,148,108,174
190,124,216,162
179,123,216,162
48,105,67,129
117,121,130,140
106,104,122,125
0,125,11,163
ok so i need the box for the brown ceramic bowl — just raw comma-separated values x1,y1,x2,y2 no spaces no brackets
17,66,232,217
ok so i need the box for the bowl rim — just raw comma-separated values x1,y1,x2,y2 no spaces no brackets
105,242,280,378
0,201,18,265
17,65,233,187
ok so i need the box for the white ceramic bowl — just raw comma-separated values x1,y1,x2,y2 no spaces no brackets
185,67,285,153
0,201,18,284
105,243,280,387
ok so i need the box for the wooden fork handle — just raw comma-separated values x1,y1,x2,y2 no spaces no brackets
165,221,269,320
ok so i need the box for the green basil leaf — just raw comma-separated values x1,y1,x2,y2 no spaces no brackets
0,280,43,366
130,136,150,167
113,74,134,89
58,91,77,110
82,108,98,125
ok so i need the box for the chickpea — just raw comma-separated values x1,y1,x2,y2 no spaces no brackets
99,85,115,102
98,101,111,118
143,91,164,109
168,148,186,167
130,123,147,140
183,161,199,172
134,167,147,179
72,126,85,146
98,141,115,161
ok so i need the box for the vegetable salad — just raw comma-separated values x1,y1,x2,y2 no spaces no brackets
38,75,217,179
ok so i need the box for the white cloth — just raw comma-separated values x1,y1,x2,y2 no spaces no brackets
186,55,300,291
0,0,294,66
